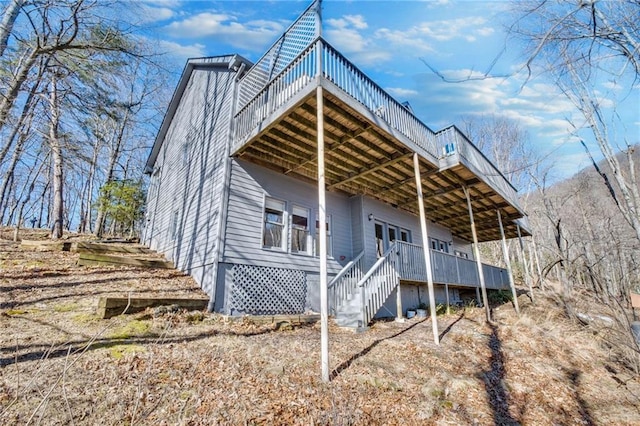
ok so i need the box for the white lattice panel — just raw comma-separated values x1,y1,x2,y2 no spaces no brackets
237,1,319,110
231,264,307,315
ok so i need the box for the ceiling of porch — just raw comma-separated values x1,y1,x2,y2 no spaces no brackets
233,84,527,243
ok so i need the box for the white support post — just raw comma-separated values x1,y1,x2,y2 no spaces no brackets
395,283,404,322
445,283,450,315
517,224,534,303
317,85,329,383
463,186,491,323
413,153,439,345
497,210,519,316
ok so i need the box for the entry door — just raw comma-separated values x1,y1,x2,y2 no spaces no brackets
375,221,386,258
375,221,409,257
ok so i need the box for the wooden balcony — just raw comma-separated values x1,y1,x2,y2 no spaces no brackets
232,38,529,242
396,241,509,290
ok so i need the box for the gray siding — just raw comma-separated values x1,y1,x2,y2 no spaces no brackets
349,196,364,256
223,159,352,273
142,67,236,297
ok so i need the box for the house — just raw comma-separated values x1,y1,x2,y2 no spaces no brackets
142,1,530,332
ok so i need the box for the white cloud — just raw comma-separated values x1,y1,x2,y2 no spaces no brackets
158,40,206,60
326,15,368,30
325,15,391,65
139,6,176,23
413,16,489,41
386,87,419,98
375,28,434,53
164,13,283,50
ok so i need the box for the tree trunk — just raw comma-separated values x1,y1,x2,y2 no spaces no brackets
49,72,64,240
94,106,131,237
0,0,24,57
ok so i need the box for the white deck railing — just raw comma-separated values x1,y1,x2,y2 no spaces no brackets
358,244,400,326
395,241,509,289
328,250,365,314
233,38,521,214
436,126,520,210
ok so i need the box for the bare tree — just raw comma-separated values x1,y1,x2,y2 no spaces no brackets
510,0,640,243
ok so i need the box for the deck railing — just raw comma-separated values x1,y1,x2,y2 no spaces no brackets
436,126,519,209
395,241,509,289
234,42,317,150
358,244,400,326
327,251,365,314
233,38,520,213
320,42,438,159
234,38,438,160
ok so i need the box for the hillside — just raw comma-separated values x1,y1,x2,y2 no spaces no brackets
1,231,639,425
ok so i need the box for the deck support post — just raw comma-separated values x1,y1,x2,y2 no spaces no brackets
463,186,491,323
445,283,450,315
497,210,519,316
476,287,481,306
317,83,329,383
413,153,439,345
517,224,534,303
395,283,404,322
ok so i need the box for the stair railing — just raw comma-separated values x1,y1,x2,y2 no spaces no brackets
327,251,365,315
357,243,399,327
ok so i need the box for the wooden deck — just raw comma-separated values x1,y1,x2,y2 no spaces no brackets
231,38,529,243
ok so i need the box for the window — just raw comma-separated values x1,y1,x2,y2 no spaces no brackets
430,238,449,253
400,228,411,243
388,226,397,244
314,215,332,257
291,205,310,254
263,197,286,250
454,250,469,259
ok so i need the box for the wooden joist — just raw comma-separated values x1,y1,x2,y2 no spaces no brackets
98,296,209,319
77,252,174,269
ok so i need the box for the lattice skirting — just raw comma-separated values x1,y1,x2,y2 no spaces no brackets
230,264,307,315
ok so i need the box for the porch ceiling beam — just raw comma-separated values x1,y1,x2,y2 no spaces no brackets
299,103,394,161
327,152,413,190
423,178,481,201
429,202,512,222
283,113,371,175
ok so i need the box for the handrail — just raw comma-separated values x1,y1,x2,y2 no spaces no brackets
357,243,397,288
328,251,365,288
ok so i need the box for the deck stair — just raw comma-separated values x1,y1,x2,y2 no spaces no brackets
330,244,400,329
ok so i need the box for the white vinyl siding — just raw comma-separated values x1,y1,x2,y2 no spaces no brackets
223,159,351,274
142,61,237,297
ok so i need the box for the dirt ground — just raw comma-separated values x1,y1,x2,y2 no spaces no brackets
1,229,639,425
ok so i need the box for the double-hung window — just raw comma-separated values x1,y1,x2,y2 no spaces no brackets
314,215,332,257
263,197,286,250
291,205,311,254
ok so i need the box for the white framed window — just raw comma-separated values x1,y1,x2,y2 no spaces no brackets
263,197,286,250
314,215,332,257
400,228,411,243
291,205,311,254
430,237,449,253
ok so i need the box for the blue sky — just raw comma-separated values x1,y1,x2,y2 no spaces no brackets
138,0,640,182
